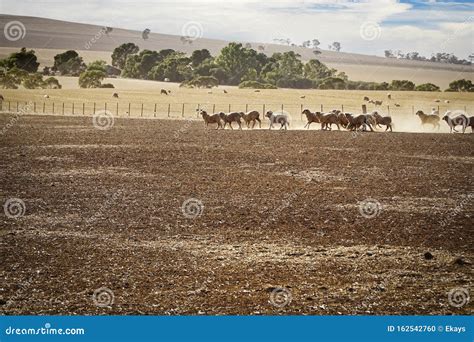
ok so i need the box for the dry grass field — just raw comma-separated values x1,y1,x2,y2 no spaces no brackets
1,83,473,133
0,113,472,315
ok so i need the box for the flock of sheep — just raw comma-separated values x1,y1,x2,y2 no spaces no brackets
199,93,473,133
200,107,473,133
199,108,393,132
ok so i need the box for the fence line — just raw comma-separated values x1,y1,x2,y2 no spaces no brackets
0,101,470,120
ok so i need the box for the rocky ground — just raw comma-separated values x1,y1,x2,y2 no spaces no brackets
0,114,472,315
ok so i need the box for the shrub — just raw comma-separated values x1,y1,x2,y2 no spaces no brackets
238,80,277,89
99,83,115,88
390,80,415,91
181,76,219,88
415,83,440,91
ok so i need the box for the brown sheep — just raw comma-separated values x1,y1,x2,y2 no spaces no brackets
0,94,4,101
301,109,320,129
316,112,340,130
220,112,243,130
113,93,119,98
338,112,350,129
160,89,169,95
372,111,393,132
200,110,222,129
345,113,374,131
240,110,261,129
363,96,370,101
415,110,440,130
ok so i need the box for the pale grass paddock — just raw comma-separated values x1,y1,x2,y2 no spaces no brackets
1,77,473,133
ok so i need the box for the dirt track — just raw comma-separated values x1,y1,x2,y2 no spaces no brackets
0,114,472,315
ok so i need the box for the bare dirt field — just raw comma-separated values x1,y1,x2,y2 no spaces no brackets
0,113,472,315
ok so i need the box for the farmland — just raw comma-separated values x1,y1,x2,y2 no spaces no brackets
0,110,472,315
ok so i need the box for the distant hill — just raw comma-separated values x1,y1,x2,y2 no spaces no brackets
0,14,472,88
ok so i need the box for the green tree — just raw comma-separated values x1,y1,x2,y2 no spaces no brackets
0,67,26,89
112,43,139,69
415,83,440,91
52,50,86,75
215,43,259,85
390,80,415,91
190,49,211,67
445,79,473,92
79,70,106,88
2,48,40,73
303,59,335,80
43,77,62,89
78,60,109,88
23,73,44,89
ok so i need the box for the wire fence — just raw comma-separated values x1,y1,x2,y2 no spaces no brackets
0,101,471,120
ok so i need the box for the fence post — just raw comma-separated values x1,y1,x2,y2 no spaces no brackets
8,102,11,112
167,104,170,118
412,105,414,115
228,104,231,112
128,103,131,116
300,104,303,121
62,102,64,115
212,104,216,113
263,104,265,115
341,104,344,112
33,102,36,113
182,103,185,117
245,104,248,112
16,101,19,112
52,102,54,114
437,105,440,113
154,103,157,117
0,100,2,111
105,102,107,111
281,104,284,111
197,104,200,118
117,102,119,116
387,105,390,115
83,103,85,116
141,103,143,117
72,103,75,115
43,102,45,114
320,104,323,112
93,102,96,115
464,105,467,113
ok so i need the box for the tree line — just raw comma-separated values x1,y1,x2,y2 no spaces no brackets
0,44,473,92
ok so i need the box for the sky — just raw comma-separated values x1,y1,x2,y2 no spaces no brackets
1,0,473,58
